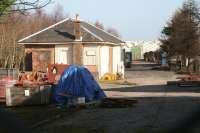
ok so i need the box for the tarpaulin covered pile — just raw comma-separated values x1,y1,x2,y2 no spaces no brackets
54,65,106,105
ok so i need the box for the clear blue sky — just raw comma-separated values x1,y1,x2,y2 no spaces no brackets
43,0,185,41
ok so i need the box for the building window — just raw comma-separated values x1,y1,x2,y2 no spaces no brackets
84,50,96,65
59,50,68,64
25,52,32,71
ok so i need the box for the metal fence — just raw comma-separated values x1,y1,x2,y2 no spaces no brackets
0,68,19,79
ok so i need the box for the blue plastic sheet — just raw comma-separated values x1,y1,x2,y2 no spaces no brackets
54,65,106,105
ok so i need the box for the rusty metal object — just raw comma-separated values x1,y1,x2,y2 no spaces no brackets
176,74,200,81
168,74,200,87
47,64,69,83
47,64,98,83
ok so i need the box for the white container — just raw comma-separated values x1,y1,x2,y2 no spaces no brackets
77,97,85,104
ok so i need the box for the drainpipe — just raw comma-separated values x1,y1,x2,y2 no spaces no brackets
98,45,102,79
121,43,125,79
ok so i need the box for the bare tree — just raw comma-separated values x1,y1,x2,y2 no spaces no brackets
94,20,121,37
51,4,65,23
0,5,65,69
107,27,121,37
0,0,51,17
94,21,104,30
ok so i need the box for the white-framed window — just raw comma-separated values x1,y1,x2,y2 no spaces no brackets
55,46,72,64
84,49,97,65
59,49,68,64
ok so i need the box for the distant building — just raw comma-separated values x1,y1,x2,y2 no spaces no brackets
125,40,161,60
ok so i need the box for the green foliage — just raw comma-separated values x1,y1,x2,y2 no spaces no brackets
162,26,172,36
0,0,16,17
160,0,200,58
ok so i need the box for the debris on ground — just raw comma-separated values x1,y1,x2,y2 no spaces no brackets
54,65,106,106
0,65,138,109
101,97,138,108
167,74,200,87
176,75,200,81
99,80,137,86
167,81,200,87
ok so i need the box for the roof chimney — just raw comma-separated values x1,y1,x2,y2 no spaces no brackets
76,14,80,21
74,14,81,40
73,14,83,65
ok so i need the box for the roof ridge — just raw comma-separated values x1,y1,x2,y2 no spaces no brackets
18,18,70,43
18,17,124,44
82,21,124,43
81,25,104,41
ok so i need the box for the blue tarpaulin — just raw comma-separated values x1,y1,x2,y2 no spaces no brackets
54,65,106,105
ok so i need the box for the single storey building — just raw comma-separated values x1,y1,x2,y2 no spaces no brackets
18,15,125,79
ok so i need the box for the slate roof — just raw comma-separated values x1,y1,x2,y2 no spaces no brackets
18,18,124,44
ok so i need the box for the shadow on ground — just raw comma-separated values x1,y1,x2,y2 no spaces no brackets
105,85,200,93
1,88,200,133
1,83,200,133
126,63,161,71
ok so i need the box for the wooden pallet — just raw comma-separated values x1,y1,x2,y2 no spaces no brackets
167,81,200,87
101,98,138,108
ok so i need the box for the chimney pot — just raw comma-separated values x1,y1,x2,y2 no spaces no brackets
76,14,80,21
74,14,81,40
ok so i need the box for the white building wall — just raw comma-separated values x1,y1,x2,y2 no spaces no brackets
83,45,98,65
55,45,73,64
113,46,124,76
99,45,124,78
142,40,161,54
125,40,161,59
99,46,109,78
55,44,124,79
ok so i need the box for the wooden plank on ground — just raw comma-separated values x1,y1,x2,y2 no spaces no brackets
101,97,138,108
6,85,52,107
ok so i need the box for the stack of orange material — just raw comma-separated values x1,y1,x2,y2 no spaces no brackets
17,72,49,87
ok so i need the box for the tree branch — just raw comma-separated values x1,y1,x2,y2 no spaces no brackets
1,0,52,17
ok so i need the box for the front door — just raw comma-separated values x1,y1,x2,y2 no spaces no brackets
109,47,113,73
